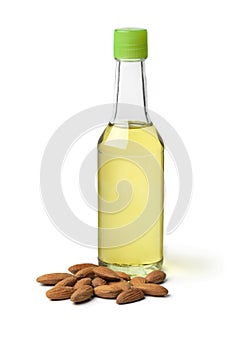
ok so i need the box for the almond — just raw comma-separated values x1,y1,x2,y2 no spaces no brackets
133,283,168,297
93,266,120,281
46,286,74,300
70,285,93,303
75,267,95,279
94,284,123,299
130,276,145,286
108,280,130,291
74,277,92,289
92,277,107,288
116,288,144,304
68,263,98,274
145,270,166,284
55,276,78,287
36,273,73,285
115,271,131,281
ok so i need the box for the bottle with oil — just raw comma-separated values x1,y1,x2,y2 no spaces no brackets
98,28,164,276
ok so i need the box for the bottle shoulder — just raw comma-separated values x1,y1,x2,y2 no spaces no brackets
98,122,164,154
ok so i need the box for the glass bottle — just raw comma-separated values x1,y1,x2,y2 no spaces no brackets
98,28,164,276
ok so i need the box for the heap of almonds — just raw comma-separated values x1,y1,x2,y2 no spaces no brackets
36,263,168,305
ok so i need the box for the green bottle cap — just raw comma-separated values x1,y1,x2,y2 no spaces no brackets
114,28,148,60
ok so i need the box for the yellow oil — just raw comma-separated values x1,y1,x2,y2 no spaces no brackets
98,121,164,276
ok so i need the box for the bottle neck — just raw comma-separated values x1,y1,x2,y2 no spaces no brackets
111,60,151,124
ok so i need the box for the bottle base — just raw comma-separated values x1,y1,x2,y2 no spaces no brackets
98,258,163,277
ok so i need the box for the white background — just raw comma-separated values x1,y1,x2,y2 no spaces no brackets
0,1,231,349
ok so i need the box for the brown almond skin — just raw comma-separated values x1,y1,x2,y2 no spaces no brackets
46,286,74,300
93,266,120,281
55,276,78,287
116,288,145,304
68,263,98,274
145,270,166,284
92,277,107,288
75,267,96,279
133,283,168,297
70,285,93,303
94,284,123,299
115,271,131,281
108,280,130,291
36,273,73,285
74,277,92,289
130,276,145,286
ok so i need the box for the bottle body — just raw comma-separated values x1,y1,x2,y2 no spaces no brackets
98,120,164,276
